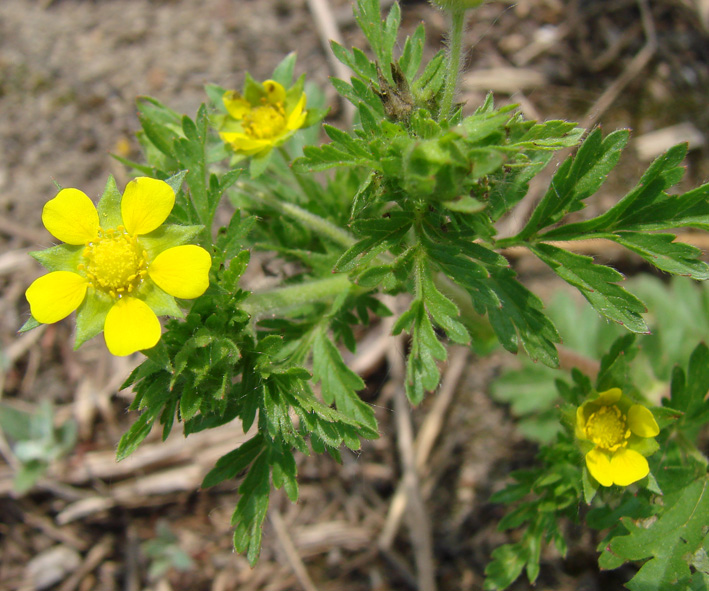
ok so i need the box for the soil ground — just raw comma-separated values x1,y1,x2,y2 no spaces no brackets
1,0,708,590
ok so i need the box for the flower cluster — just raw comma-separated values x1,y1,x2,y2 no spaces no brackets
218,77,308,158
575,388,659,487
25,177,211,356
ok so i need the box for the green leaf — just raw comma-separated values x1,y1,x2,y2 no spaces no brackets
201,435,265,488
484,543,527,590
116,410,158,461
312,331,378,435
531,243,648,333
666,342,709,434
516,128,629,240
399,23,425,82
608,476,709,591
487,267,560,366
335,213,412,273
543,142,689,239
400,300,447,405
610,231,709,279
232,452,271,565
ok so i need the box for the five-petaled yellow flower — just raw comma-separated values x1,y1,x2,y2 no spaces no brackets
576,388,660,487
25,177,211,356
219,79,307,157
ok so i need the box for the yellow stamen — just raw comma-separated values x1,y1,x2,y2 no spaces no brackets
585,404,631,452
242,101,287,140
83,228,148,298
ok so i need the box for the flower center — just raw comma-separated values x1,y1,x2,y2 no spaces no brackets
243,103,286,139
586,404,630,451
80,227,148,298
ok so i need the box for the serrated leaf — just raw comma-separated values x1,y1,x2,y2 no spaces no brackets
312,331,378,434
543,142,689,239
610,231,709,279
404,299,446,404
609,476,709,591
487,267,560,366
116,411,158,461
232,452,271,565
516,128,629,240
202,435,265,488
532,243,648,333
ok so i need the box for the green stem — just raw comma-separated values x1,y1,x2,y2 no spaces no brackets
439,9,467,120
242,273,354,319
255,189,356,249
278,146,313,199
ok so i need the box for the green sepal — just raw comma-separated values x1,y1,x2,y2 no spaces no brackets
30,244,84,273
204,83,229,111
97,175,123,229
164,170,188,196
19,316,41,333
284,74,306,111
581,465,598,504
139,281,182,318
272,52,296,88
74,289,113,348
139,224,204,260
249,152,272,179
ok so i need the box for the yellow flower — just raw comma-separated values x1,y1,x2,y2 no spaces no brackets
576,388,660,487
25,177,211,356
218,79,308,157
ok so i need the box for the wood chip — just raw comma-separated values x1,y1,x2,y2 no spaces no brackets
634,122,706,161
462,67,547,93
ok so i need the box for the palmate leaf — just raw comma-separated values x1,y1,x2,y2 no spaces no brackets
603,476,709,591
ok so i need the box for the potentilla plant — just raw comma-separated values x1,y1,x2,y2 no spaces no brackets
21,0,709,588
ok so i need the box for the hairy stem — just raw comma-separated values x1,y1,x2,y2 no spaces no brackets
242,273,354,319
439,9,467,119
255,189,356,250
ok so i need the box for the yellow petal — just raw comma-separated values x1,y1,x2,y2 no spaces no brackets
121,177,175,236
223,91,251,120
219,132,273,155
148,245,211,299
628,405,660,437
26,272,89,324
575,405,588,440
597,388,622,405
286,93,307,131
104,297,161,356
262,80,286,105
609,448,649,486
585,449,614,487
42,188,99,245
